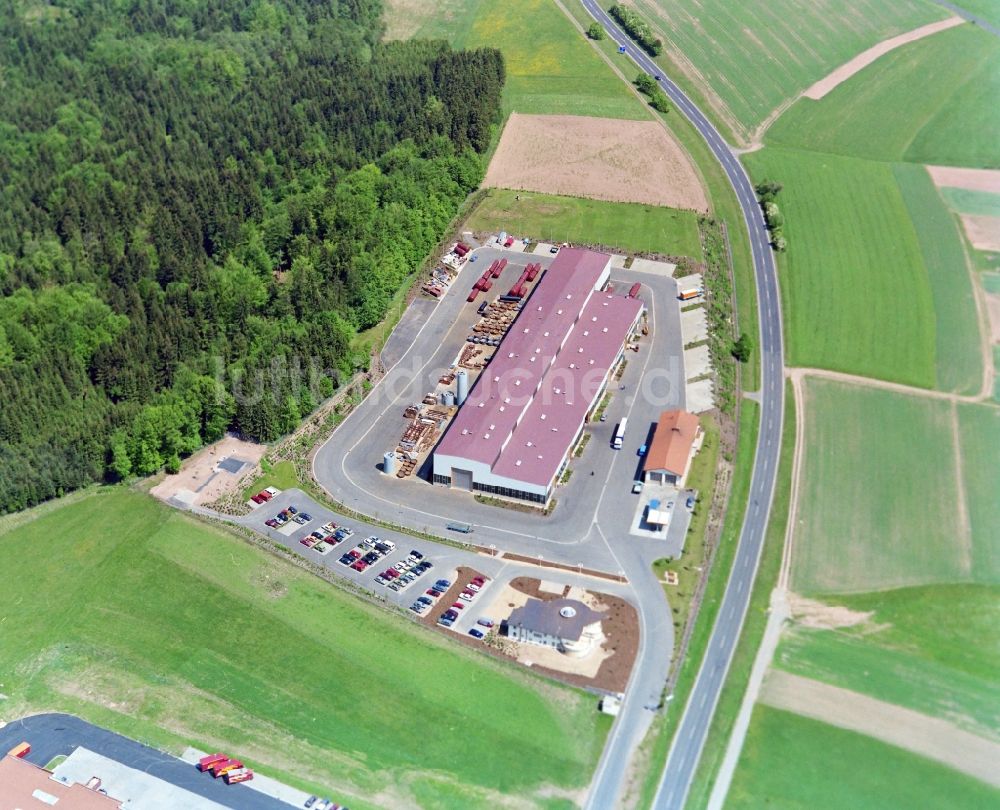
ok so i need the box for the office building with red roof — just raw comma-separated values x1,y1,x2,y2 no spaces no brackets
433,248,643,505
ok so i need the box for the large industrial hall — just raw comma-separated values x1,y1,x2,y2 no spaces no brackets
433,247,644,505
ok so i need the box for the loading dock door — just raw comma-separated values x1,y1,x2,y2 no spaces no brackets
451,468,473,491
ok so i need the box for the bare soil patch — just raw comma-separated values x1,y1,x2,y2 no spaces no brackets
787,593,873,630
760,669,1000,788
483,113,708,211
149,434,266,506
960,214,1000,252
926,165,1000,195
803,17,965,100
984,293,1000,343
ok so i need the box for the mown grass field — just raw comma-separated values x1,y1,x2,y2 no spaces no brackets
467,188,703,257
744,147,937,387
727,706,1000,809
0,490,608,809
386,0,648,120
893,163,983,394
793,379,1000,594
629,0,946,139
767,24,1000,169
793,379,962,593
774,584,1000,742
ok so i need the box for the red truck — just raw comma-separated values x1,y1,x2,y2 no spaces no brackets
212,759,243,778
197,753,227,772
224,768,254,784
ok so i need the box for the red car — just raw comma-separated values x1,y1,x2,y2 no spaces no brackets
347,549,361,560
451,602,464,610
258,490,273,501
251,494,265,504
351,560,368,572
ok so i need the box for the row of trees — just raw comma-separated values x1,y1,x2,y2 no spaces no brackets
0,0,505,514
756,180,787,252
635,73,671,113
609,4,663,56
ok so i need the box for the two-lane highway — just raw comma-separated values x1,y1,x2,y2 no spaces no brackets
577,3,786,808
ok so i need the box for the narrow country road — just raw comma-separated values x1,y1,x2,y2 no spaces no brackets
576,3,786,808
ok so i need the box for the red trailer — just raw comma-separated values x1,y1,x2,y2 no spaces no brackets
467,290,479,302
526,263,539,282
495,258,508,277
453,243,469,257
628,282,641,298
503,236,515,247
224,768,254,784
198,753,227,772
213,760,243,778
481,280,492,291
488,259,499,277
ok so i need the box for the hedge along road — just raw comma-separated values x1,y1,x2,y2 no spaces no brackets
576,3,787,809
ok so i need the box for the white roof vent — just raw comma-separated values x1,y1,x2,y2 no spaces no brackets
583,330,589,336
592,316,598,322
494,376,500,382
484,433,490,439
504,397,511,403
540,414,546,420
603,327,608,333
559,605,577,618
557,309,563,315
527,441,533,447
515,380,521,386
489,424,496,430
544,331,550,337
515,460,522,466
462,429,469,435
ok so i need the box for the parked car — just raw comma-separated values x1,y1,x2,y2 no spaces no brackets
469,629,485,639
632,480,644,494
477,618,495,628
410,550,424,560
638,444,647,457
467,583,480,592
287,505,298,515
251,494,265,504
436,579,452,589
451,602,465,610
265,519,279,528
686,495,696,509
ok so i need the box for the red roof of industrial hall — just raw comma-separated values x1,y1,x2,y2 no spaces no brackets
437,248,642,487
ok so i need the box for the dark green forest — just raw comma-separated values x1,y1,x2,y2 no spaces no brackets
0,0,504,513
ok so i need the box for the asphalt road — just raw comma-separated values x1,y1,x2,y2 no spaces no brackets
0,713,292,809
576,3,786,808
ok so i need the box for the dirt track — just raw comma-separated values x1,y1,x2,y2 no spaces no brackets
803,17,965,100
483,112,708,211
760,670,1000,788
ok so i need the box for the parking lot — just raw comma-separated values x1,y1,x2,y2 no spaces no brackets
241,488,506,612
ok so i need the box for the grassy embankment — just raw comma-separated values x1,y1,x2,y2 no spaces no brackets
466,188,702,257
683,380,796,809
630,401,759,808
0,490,609,810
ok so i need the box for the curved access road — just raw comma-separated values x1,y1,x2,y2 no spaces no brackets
577,3,786,809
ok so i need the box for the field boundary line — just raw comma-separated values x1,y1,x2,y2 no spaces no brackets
948,402,975,577
779,374,807,591
787,366,995,405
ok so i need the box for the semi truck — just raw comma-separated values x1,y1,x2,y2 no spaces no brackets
224,768,254,784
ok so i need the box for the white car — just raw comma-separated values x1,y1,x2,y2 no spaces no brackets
264,486,279,496
467,583,481,592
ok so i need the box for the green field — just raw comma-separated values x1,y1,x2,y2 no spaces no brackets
767,24,1000,169
794,379,960,593
744,148,937,387
385,0,648,120
0,490,607,808
793,379,1000,594
466,188,703,257
727,706,1000,809
628,0,946,140
775,584,1000,741
894,163,983,394
958,402,1000,573
957,0,1000,28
